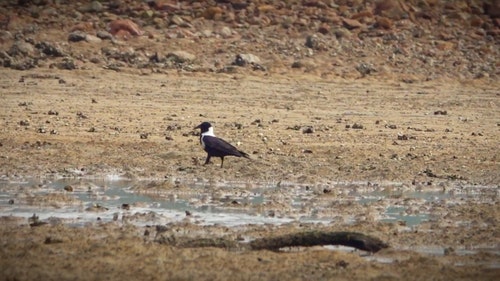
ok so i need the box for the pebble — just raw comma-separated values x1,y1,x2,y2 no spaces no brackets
68,31,87,42
166,51,196,64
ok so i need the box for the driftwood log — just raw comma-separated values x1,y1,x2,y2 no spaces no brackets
249,231,388,253
158,231,388,253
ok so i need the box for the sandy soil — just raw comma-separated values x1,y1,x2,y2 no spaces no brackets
1,69,498,184
1,0,499,280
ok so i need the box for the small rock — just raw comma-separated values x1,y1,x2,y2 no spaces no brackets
234,54,262,67
356,62,376,76
291,61,303,68
302,127,315,134
84,34,102,43
78,1,104,13
170,15,191,28
35,41,65,57
19,120,30,126
52,58,77,70
342,18,364,30
397,133,415,140
434,110,447,115
44,237,63,244
318,23,330,35
376,16,393,29
108,19,143,36
68,31,87,42
96,30,113,40
218,26,233,38
305,34,326,50
9,40,35,57
352,123,364,129
166,50,196,64
203,6,223,19
86,203,109,212
76,112,88,119
435,41,454,51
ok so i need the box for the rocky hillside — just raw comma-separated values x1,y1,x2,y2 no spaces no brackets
1,0,499,81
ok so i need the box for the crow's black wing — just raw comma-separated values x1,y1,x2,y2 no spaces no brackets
204,136,249,158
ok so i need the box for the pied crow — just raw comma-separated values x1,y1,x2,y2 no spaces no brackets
195,122,250,168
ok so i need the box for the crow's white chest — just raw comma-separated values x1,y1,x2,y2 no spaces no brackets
200,127,215,149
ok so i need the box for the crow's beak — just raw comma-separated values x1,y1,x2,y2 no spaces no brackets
194,124,201,130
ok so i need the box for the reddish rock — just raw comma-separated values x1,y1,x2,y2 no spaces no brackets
374,0,399,13
113,29,133,40
303,0,328,9
469,15,483,27
203,6,223,20
318,23,330,35
374,0,406,19
376,16,393,29
322,11,342,24
257,5,275,13
108,19,143,37
351,10,373,20
342,18,364,29
150,1,180,12
69,22,95,33
435,40,454,51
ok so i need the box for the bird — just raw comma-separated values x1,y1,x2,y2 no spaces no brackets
194,122,250,168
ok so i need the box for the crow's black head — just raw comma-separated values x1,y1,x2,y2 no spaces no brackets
195,122,212,133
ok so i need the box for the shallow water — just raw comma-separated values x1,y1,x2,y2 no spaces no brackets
1,177,496,228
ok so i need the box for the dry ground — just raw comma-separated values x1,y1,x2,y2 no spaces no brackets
1,68,498,184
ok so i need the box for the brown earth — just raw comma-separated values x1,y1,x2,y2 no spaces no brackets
0,0,499,280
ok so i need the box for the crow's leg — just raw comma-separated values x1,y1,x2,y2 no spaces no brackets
204,155,211,165
220,157,224,168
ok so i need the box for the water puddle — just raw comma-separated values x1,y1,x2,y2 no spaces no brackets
0,178,294,227
1,177,497,228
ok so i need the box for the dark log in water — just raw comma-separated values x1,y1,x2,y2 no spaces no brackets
157,231,388,253
249,231,388,253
